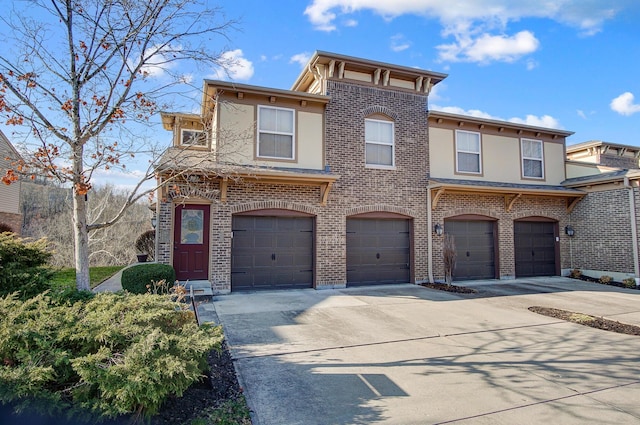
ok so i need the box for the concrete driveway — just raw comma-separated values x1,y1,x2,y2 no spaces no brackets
210,277,640,424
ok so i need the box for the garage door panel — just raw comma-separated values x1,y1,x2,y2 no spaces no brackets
446,220,496,281
514,221,557,278
347,218,410,286
232,216,314,291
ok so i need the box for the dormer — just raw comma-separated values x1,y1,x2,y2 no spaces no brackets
161,112,207,149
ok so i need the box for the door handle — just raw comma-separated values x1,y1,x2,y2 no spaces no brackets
272,253,276,261
466,251,470,257
376,253,380,259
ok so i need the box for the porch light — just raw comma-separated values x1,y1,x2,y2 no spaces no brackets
434,223,444,236
565,225,575,237
151,217,157,229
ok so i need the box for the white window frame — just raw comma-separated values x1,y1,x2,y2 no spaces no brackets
257,105,296,160
455,130,482,174
521,138,544,179
180,129,206,147
365,118,395,169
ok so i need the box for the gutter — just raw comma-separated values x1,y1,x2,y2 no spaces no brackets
624,177,640,277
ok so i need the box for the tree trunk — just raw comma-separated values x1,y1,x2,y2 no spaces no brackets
73,192,91,291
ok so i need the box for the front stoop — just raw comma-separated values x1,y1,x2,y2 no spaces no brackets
180,280,214,302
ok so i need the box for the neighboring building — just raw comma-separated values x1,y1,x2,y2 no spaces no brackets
155,51,640,292
567,140,640,170
0,131,22,234
564,146,640,282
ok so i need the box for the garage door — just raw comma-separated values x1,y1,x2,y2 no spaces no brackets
514,221,557,277
231,215,314,291
445,220,496,280
346,218,410,286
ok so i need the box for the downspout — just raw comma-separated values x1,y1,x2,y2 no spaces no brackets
625,177,640,277
427,186,434,283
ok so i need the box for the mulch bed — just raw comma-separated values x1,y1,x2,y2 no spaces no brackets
152,340,248,424
421,283,478,293
529,306,640,336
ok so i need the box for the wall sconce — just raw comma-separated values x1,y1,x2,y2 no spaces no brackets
434,223,444,236
151,217,157,229
565,225,575,237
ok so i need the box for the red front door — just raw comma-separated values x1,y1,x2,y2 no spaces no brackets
174,204,210,281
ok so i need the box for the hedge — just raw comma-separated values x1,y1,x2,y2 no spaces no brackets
121,263,176,294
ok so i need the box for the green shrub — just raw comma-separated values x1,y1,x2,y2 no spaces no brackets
135,230,155,260
0,232,53,299
599,275,613,284
622,277,637,289
0,292,223,421
121,263,176,294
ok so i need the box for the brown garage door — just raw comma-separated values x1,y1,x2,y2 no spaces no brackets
514,221,558,277
346,218,410,286
445,219,496,280
231,215,314,291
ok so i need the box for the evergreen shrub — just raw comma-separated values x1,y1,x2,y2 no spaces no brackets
121,263,176,294
0,292,223,420
0,232,53,299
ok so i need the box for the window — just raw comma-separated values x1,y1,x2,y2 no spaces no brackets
257,105,295,159
521,138,544,178
365,118,394,167
180,129,206,146
456,130,481,174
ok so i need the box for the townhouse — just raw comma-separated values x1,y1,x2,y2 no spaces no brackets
155,51,640,292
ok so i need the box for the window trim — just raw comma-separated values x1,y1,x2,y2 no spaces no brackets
455,130,482,175
365,117,395,169
521,138,545,179
180,128,207,147
257,105,296,161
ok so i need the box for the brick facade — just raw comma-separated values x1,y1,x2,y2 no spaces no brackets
430,193,572,280
569,188,636,275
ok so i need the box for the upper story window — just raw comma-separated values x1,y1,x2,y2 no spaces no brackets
257,105,295,160
456,130,481,174
180,129,206,147
365,118,394,168
521,138,544,179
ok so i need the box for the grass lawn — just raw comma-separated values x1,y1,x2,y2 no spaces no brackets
51,265,125,289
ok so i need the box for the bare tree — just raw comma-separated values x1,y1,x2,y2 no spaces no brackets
443,233,457,286
0,0,237,290
22,181,151,267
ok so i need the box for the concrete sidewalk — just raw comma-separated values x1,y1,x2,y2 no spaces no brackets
213,278,640,425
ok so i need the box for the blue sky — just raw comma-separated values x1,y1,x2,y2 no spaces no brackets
4,0,640,190
209,0,640,146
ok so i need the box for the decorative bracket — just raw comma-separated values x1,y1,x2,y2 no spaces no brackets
431,187,445,210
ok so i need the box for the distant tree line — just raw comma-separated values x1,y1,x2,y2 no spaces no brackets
21,181,151,267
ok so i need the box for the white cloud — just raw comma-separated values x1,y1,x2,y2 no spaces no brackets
390,34,411,52
437,30,539,63
526,58,538,70
211,49,254,81
303,1,622,64
304,0,620,34
344,18,358,27
431,104,563,129
509,114,562,129
431,105,497,120
138,44,180,78
610,92,640,116
290,52,312,68
577,109,587,119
